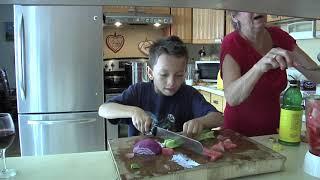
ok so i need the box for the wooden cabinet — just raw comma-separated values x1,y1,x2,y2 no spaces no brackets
139,7,170,14
210,93,224,112
199,90,226,113
199,90,211,103
103,6,129,13
170,8,192,43
192,8,225,44
267,15,295,22
103,6,169,14
225,13,234,36
267,15,282,22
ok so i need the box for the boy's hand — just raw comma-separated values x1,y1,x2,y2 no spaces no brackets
183,120,204,137
131,107,152,134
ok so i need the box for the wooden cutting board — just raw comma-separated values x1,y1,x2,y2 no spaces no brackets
108,129,286,180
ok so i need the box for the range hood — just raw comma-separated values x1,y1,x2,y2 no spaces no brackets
103,12,173,27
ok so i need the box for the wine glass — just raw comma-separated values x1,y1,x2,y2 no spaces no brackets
0,113,16,178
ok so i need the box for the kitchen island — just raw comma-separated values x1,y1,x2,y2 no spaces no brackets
5,135,318,180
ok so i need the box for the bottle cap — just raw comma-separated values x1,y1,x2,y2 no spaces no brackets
289,80,299,85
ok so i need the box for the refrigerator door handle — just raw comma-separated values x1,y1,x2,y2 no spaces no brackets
27,118,97,125
17,12,26,100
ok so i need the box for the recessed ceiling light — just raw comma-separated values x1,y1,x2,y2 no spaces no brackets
114,21,122,27
153,22,161,27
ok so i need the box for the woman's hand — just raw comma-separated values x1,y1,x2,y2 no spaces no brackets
131,107,152,134
183,120,204,137
254,47,295,73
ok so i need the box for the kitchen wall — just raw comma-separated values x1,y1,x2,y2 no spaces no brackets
103,24,221,63
186,43,221,62
0,5,15,88
286,38,320,81
103,25,166,59
296,39,320,64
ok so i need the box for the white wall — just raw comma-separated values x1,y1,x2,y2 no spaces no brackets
0,5,15,88
296,38,320,64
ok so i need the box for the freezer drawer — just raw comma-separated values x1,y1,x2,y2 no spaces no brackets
19,112,105,156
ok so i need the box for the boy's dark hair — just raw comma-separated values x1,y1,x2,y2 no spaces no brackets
148,36,189,68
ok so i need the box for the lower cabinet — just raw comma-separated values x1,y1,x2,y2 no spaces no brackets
199,90,226,113
199,90,211,103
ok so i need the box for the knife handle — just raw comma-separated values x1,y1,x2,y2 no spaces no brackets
151,126,157,136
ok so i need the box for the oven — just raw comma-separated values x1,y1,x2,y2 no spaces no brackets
104,58,149,140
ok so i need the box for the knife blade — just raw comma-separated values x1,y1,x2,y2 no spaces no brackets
151,126,204,155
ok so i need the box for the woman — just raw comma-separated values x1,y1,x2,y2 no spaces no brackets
220,12,320,136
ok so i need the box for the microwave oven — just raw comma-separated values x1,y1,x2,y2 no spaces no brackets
195,61,220,83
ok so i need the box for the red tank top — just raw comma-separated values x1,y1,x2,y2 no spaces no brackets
220,27,296,136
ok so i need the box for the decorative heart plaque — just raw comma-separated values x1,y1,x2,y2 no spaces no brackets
138,39,154,56
106,32,125,53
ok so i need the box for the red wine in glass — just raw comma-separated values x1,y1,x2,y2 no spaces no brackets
0,130,15,150
0,113,17,178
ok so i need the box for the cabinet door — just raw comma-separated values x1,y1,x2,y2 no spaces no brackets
210,93,223,112
140,7,170,14
192,8,215,44
103,6,170,14
192,9,225,44
170,8,192,43
214,10,225,40
199,90,211,103
103,6,129,13
225,12,234,36
267,15,281,22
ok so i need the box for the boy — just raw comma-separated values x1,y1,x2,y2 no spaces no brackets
99,36,222,137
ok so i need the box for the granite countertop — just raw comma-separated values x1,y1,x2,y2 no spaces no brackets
5,134,317,180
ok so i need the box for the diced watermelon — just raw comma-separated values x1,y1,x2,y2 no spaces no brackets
210,141,225,152
161,148,174,156
203,147,223,161
223,139,237,150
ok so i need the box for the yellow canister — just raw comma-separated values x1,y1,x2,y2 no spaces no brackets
217,70,223,90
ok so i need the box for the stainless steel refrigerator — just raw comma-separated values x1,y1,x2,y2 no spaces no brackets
14,5,105,156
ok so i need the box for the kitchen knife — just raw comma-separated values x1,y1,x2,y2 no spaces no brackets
151,126,204,155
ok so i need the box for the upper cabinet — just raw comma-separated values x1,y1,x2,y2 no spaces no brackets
139,7,170,14
192,9,225,44
103,6,129,13
170,8,192,43
267,15,282,22
225,14,234,36
102,6,170,14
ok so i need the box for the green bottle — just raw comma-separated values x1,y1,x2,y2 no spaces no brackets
279,80,303,146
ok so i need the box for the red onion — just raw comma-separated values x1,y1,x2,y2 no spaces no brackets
133,138,162,155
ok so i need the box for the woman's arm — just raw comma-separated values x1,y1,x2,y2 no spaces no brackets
291,45,320,83
222,54,265,106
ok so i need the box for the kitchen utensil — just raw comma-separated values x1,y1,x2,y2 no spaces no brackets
151,126,204,155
